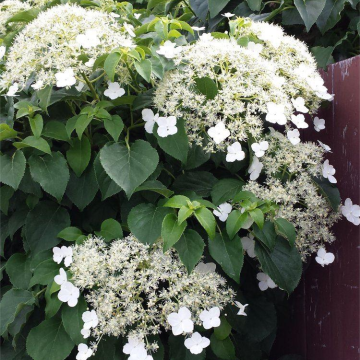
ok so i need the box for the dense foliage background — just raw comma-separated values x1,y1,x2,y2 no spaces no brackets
0,1,358,360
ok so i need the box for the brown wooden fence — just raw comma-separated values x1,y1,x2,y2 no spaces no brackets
271,56,360,360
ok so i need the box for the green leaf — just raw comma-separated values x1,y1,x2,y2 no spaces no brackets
154,118,189,164
93,154,121,200
128,203,172,245
25,201,70,254
92,337,117,360
316,0,346,34
233,190,258,203
6,253,31,289
246,0,262,11
252,221,276,251
255,237,302,294
311,46,334,68
104,115,124,142
0,123,17,141
194,77,218,100
0,151,26,190
194,207,216,240
95,218,123,242
75,114,92,139
135,59,152,82
66,167,98,211
208,0,230,17
45,282,62,319
294,0,326,31
312,177,341,211
66,136,91,177
162,213,187,252
37,86,53,111
210,334,236,360
173,171,217,197
104,52,121,82
29,114,44,138
178,206,193,225
214,316,232,341
14,136,51,154
211,178,244,206
226,211,252,239
62,296,87,345
185,143,211,170
57,227,83,242
208,233,243,284
29,259,60,287
274,218,297,247
42,121,70,142
26,317,74,360
6,8,40,23
100,140,159,198
0,289,34,336
135,180,174,198
29,152,70,201
174,230,204,273
0,185,14,215
249,208,264,229
163,195,190,208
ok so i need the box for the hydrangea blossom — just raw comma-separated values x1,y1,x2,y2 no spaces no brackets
315,248,335,267
55,68,76,88
194,262,216,274
266,103,287,125
142,109,159,134
54,268,67,286
154,36,291,152
314,117,325,132
248,157,263,180
0,4,133,90
53,246,73,267
69,236,234,340
156,41,182,59
167,307,194,335
0,46,6,60
82,310,98,330
241,234,256,258
291,114,308,129
291,97,308,113
157,116,178,137
213,203,232,222
58,282,80,307
234,301,248,316
6,83,18,97
287,129,301,145
199,307,221,329
76,344,93,360
322,159,337,183
104,82,125,100
341,198,360,225
317,140,331,153
184,332,210,355
251,141,269,157
226,142,245,162
256,272,277,291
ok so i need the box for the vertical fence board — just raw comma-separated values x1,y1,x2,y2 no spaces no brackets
271,55,360,360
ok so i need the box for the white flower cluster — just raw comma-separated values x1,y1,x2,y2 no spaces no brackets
154,35,291,152
69,235,235,344
230,18,333,111
0,4,133,91
0,0,31,35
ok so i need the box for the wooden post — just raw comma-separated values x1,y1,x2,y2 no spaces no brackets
271,56,360,359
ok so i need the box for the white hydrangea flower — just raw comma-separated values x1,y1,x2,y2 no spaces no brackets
157,116,178,137
184,332,210,355
266,102,287,125
192,26,205,31
213,203,232,222
31,80,44,90
248,157,263,180
317,140,331,153
76,344,93,360
207,122,230,144
199,307,220,329
156,41,182,59
341,198,360,226
0,46,6,60
129,348,153,360
291,97,308,113
251,141,269,157
241,234,256,258
226,142,246,162
133,13,141,19
194,262,216,274
124,22,136,37
53,246,73,266
167,307,194,335
313,117,325,132
234,301,248,316
6,83,19,96
291,114,308,129
0,4,133,90
123,337,146,355
82,310,98,329
222,12,235,18
315,248,335,267
257,24,283,48
256,272,277,291
287,129,301,145
55,68,76,88
80,328,90,339
54,268,67,286
322,159,337,183
142,109,159,134
247,41,263,55
85,58,95,68
58,282,80,307
104,82,125,100
76,29,100,49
